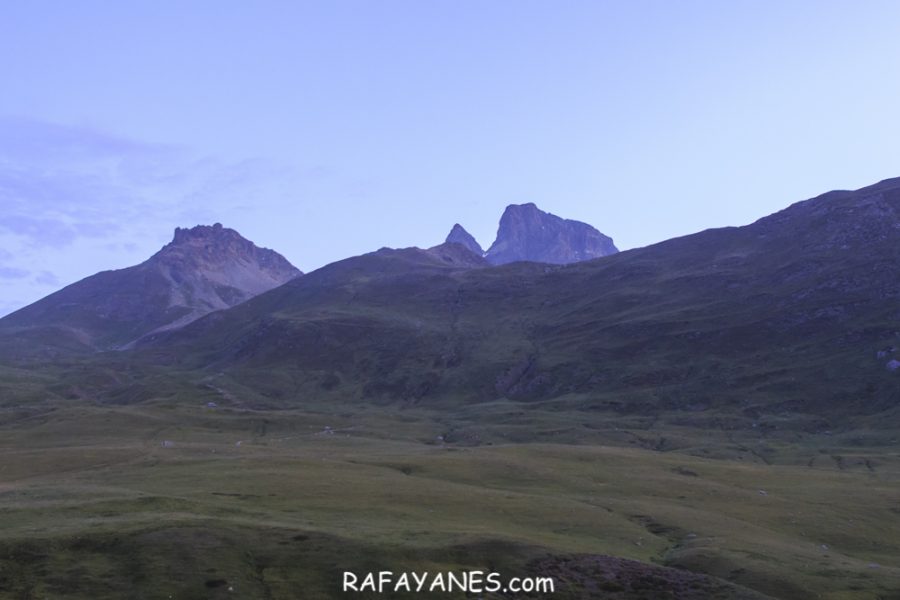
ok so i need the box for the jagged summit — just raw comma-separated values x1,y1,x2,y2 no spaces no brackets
143,223,301,323
484,203,618,265
444,224,484,256
167,223,265,256
169,222,265,250
155,223,300,284
0,223,301,354
139,176,900,417
439,205,618,267
173,222,230,242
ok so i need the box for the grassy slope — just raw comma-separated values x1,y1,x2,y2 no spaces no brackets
139,181,900,430
3,182,900,598
1,398,899,599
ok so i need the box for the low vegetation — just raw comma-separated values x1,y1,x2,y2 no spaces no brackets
1,394,898,599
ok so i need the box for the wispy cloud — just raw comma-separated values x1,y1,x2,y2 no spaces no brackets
0,116,317,316
0,117,285,249
0,266,30,279
34,271,59,286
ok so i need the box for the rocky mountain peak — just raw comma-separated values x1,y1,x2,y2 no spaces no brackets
149,223,301,315
165,223,255,258
445,224,484,256
171,222,233,244
0,223,303,353
485,203,618,265
155,223,301,278
507,202,539,212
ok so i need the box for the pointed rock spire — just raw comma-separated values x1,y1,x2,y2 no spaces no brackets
445,223,484,256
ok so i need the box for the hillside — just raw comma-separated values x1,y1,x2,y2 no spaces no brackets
137,179,900,427
3,179,900,600
0,223,300,358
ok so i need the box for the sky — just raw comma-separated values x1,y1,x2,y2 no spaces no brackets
2,0,900,316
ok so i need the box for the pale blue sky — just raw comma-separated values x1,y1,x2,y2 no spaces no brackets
2,1,900,315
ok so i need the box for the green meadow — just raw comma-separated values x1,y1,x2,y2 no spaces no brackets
1,396,899,599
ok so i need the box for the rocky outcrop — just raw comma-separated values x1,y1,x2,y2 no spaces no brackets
445,224,484,256
484,203,618,265
0,223,301,352
154,223,300,307
136,223,302,337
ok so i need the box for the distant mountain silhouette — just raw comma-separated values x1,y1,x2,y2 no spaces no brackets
484,203,618,265
135,178,900,420
0,223,300,356
7,178,900,425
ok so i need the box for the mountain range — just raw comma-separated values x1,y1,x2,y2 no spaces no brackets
446,202,619,264
107,178,898,427
4,180,899,425
4,180,900,599
0,203,614,361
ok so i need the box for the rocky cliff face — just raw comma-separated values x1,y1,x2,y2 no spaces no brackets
484,203,618,265
0,223,301,353
154,223,300,312
445,224,484,256
139,223,302,336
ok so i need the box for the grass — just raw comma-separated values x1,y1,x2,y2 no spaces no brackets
2,183,900,598
1,399,899,599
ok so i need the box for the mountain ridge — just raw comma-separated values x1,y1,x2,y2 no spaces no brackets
485,202,619,265
129,177,900,423
0,223,301,357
